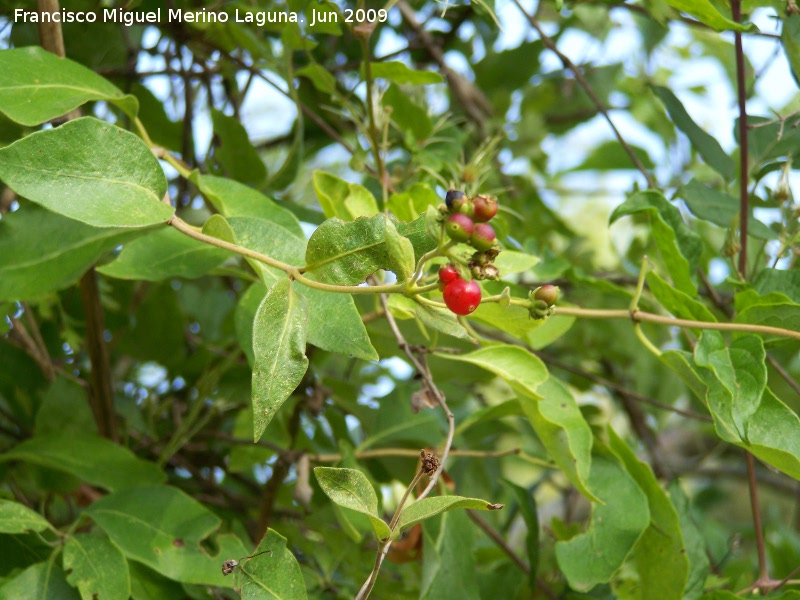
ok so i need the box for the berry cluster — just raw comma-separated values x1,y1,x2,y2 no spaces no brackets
444,190,498,252
438,265,481,315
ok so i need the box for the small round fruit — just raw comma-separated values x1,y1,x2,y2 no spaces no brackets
443,279,482,315
472,195,498,222
446,213,474,243
438,264,459,284
470,223,496,251
533,284,559,307
445,189,466,210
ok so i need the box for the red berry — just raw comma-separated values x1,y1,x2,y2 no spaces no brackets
443,279,482,315
438,265,459,284
446,213,474,243
534,284,559,307
470,223,496,251
472,195,498,222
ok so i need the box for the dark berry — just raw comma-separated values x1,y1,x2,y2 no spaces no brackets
446,213,474,243
445,189,465,210
438,265,459,284
472,195,498,222
470,223,496,251
534,284,559,307
443,279,482,315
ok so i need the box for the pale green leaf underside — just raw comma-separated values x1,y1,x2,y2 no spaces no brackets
314,467,391,539
238,529,308,600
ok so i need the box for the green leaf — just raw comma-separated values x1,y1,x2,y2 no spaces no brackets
64,534,131,600
0,203,144,302
228,215,307,284
782,15,800,87
383,84,433,142
86,485,249,587
493,250,540,275
436,347,597,501
753,268,800,303
0,433,165,492
313,467,391,540
0,117,171,228
366,61,444,85
413,299,474,341
555,455,650,591
570,140,654,172
420,510,479,600
669,482,709,600
659,0,753,32
237,529,308,600
678,179,776,240
652,86,735,179
387,183,440,222
394,496,502,538
0,499,54,534
252,279,309,441
195,173,303,236
694,332,767,441
296,63,336,94
502,480,539,589
384,214,415,281
97,226,229,280
304,214,388,284
0,46,138,126
0,562,80,600
610,190,701,295
734,289,800,345
646,271,717,324
312,171,379,220
210,109,267,185
607,428,689,599
470,281,547,340
35,377,97,436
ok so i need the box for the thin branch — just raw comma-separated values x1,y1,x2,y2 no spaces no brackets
510,0,656,189
733,0,750,279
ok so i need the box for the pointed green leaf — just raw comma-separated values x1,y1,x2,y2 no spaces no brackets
0,117,171,228
0,46,138,126
296,63,336,94
0,562,80,600
312,171,379,221
570,140,654,171
608,428,689,599
304,214,388,284
64,534,130,600
610,190,701,295
669,482,709,600
228,215,307,285
420,510,478,600
662,0,753,31
394,495,502,538
0,203,145,302
753,268,800,302
503,480,540,589
210,109,267,185
366,61,444,85
313,467,391,539
493,250,540,274
652,86,735,179
86,485,249,587
0,433,165,492
237,529,308,600
734,289,800,345
97,226,229,280
678,179,776,240
0,500,54,534
406,297,473,341
384,215,415,281
252,279,309,441
647,271,717,324
383,84,433,142
436,347,597,501
782,15,800,87
195,174,303,236
555,455,650,591
387,183,440,221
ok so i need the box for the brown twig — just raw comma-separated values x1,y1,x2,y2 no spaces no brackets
510,0,656,189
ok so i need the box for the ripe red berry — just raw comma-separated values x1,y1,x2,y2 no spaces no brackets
534,284,559,307
438,264,459,284
470,223,496,251
446,213,474,243
443,279,482,315
472,195,498,222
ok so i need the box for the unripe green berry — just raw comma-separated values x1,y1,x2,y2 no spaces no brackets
446,213,474,243
533,284,559,307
